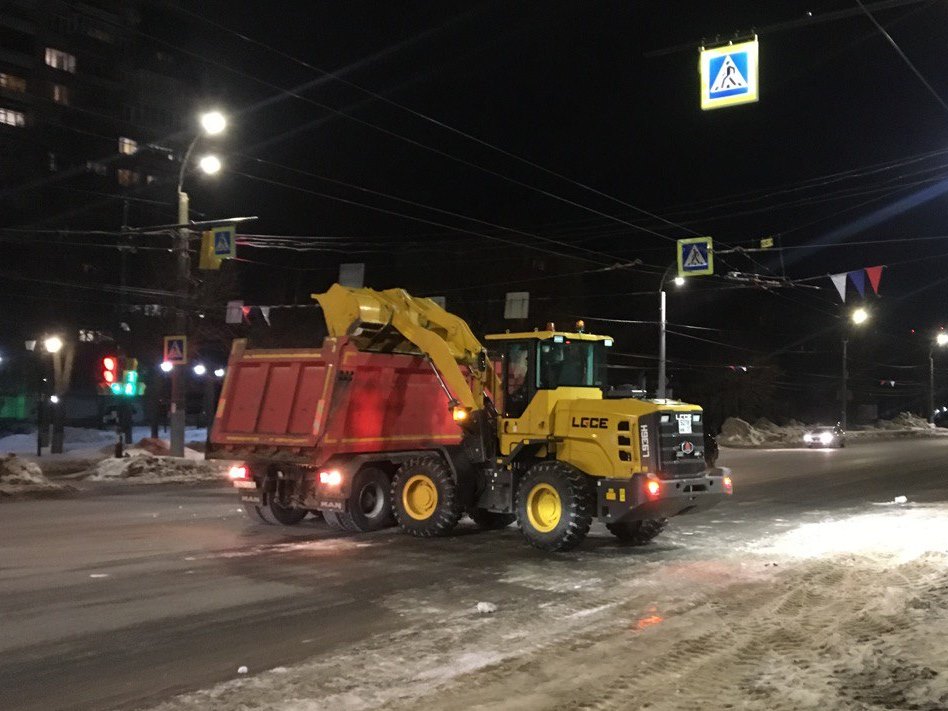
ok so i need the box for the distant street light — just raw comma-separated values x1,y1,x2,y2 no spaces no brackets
200,110,227,136
929,332,948,424
841,309,870,429
43,336,63,353
192,363,207,376
214,368,225,378
198,154,222,175
49,395,59,404
160,361,174,373
657,265,686,399
170,111,228,457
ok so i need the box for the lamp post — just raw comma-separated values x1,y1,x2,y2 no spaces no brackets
169,110,226,457
841,307,869,430
657,264,685,400
928,332,948,424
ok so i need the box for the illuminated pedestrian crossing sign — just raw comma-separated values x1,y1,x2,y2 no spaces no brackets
700,39,759,110
212,225,236,258
677,237,714,277
163,335,187,365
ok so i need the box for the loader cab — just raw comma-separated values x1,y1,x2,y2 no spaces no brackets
485,330,612,418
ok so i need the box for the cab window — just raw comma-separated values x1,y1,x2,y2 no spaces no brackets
537,339,605,389
503,341,532,417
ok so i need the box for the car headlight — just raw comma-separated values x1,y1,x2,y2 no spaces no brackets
820,432,833,445
803,433,813,443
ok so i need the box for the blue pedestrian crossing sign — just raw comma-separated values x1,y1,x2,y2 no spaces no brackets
677,237,714,277
212,226,236,258
163,335,188,365
700,39,759,110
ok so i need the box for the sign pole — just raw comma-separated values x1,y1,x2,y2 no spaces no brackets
170,191,190,457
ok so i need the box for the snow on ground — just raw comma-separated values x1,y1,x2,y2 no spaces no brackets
85,451,226,484
720,412,944,448
0,453,69,497
141,505,948,711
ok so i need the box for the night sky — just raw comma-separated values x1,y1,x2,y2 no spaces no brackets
7,0,948,420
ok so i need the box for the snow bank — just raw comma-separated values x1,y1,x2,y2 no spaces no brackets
0,454,69,497
85,452,225,484
720,412,941,448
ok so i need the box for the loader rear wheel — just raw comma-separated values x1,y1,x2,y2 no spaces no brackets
247,493,308,526
321,467,394,532
470,509,516,530
516,462,593,552
392,457,461,537
606,518,667,545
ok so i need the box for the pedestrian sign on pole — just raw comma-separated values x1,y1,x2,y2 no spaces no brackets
212,226,236,258
699,38,759,110
677,237,714,277
163,335,187,365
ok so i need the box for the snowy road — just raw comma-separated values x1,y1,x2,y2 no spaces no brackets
1,439,947,711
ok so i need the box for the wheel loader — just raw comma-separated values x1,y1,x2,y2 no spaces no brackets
208,284,731,551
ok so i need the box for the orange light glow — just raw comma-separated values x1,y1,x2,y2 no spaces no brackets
634,614,664,631
452,407,469,422
723,476,733,494
646,479,661,497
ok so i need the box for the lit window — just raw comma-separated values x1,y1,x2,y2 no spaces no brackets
0,73,26,92
45,48,77,73
117,169,139,186
118,136,137,155
0,108,25,127
52,84,69,105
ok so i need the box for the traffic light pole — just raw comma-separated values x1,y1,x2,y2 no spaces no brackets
169,189,190,457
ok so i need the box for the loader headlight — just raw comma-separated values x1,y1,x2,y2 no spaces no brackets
820,432,833,445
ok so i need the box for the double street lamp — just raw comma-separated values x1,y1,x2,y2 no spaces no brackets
169,110,226,457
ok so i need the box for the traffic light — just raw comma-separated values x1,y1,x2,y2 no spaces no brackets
99,356,145,397
101,356,118,393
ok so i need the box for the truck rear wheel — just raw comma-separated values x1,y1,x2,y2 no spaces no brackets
605,518,667,544
322,467,394,532
516,462,593,552
246,493,308,526
470,509,516,530
392,457,461,537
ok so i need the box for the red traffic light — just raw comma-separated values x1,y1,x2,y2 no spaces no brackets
103,357,116,371
101,356,118,385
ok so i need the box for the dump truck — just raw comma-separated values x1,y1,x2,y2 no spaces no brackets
207,284,732,551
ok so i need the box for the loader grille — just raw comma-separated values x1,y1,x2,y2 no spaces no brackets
656,411,706,479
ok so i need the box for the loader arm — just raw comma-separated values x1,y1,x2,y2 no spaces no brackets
313,284,497,411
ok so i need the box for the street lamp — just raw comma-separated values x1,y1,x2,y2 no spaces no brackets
192,363,207,376
160,361,174,373
841,308,870,429
658,264,685,400
43,335,63,354
929,332,948,424
170,111,227,457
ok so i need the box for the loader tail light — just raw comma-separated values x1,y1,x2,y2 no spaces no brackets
723,476,733,495
645,479,661,498
228,465,248,480
319,469,342,487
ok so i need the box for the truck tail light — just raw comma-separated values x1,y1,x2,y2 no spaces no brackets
228,465,248,480
723,476,733,495
319,469,342,487
645,479,661,498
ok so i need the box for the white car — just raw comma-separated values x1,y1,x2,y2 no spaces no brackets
803,425,846,448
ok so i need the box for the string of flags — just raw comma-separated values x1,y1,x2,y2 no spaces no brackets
829,265,884,303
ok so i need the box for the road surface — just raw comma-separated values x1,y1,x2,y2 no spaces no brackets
1,439,947,711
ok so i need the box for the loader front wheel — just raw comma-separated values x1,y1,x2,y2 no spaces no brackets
392,458,462,537
516,462,593,552
470,509,516,530
606,518,667,544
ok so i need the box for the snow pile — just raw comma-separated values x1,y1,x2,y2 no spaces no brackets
0,454,68,496
876,411,930,430
85,453,225,484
